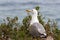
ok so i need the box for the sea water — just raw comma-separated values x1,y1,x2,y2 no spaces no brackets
0,0,60,29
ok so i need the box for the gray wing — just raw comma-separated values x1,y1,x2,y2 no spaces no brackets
28,23,46,36
33,23,46,34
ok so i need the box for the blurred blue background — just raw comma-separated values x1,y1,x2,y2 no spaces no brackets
0,0,60,29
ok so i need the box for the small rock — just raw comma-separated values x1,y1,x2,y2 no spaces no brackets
46,36,54,40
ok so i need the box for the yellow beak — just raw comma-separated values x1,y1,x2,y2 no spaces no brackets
26,10,32,12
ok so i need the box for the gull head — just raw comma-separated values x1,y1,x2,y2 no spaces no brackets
26,9,38,15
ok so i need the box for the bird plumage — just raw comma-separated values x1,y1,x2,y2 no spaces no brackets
26,9,47,38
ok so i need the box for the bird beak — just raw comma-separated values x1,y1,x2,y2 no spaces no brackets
26,9,32,12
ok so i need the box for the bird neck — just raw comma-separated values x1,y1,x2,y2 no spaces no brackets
30,14,39,25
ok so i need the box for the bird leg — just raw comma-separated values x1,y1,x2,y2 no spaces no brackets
32,36,37,40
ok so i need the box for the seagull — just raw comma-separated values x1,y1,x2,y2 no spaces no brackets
26,9,47,38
